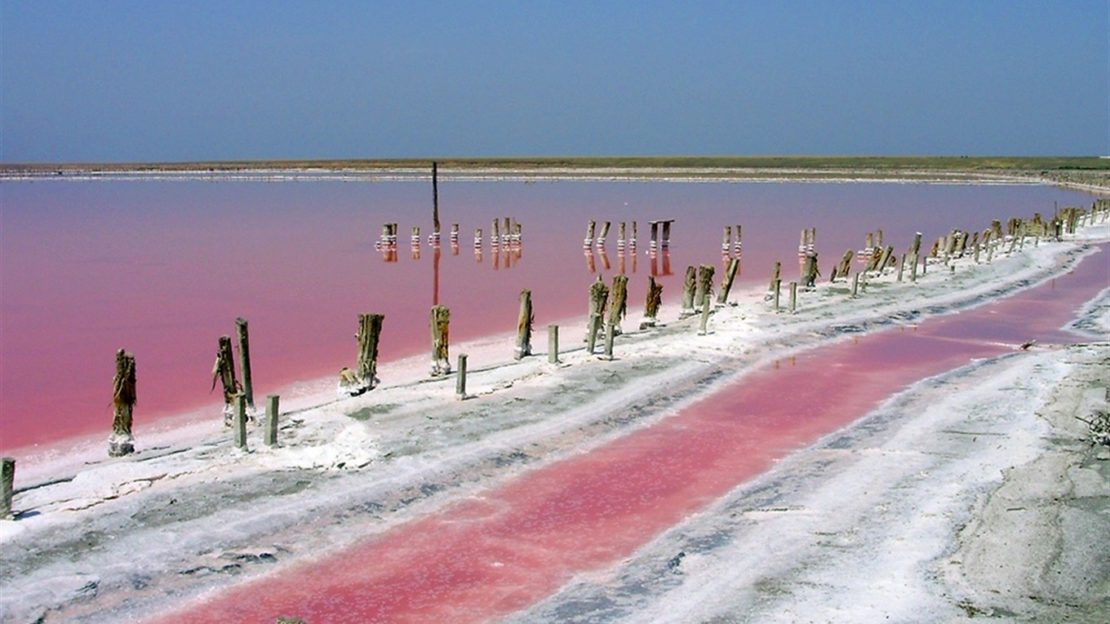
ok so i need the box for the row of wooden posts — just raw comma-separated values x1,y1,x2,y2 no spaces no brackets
2,200,1105,520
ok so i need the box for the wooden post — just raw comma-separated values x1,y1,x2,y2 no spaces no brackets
773,279,781,312
681,265,697,316
503,217,511,243
492,219,501,246
431,162,440,237
768,261,781,295
608,274,629,334
802,253,819,289
548,325,560,363
353,313,384,393
586,313,602,354
694,264,715,310
851,272,860,297
643,276,663,327
603,320,615,360
212,335,240,425
474,227,483,249
661,221,672,246
587,277,609,344
265,395,279,446
698,291,711,335
450,223,459,243
723,226,732,253
234,317,254,410
597,221,611,247
0,458,13,519
618,222,627,247
649,222,659,250
789,281,798,313
836,249,854,283
734,224,743,254
234,394,248,450
455,354,468,398
430,305,451,376
515,289,533,360
896,253,906,282
717,257,740,304
910,253,919,282
874,245,893,275
909,232,922,257
109,349,137,457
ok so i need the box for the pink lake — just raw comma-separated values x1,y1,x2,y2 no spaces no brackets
0,180,1098,453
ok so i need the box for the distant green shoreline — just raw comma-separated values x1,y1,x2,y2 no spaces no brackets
3,156,1107,191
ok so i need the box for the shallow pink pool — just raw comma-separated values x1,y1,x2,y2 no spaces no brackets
152,245,1106,623
0,180,1097,453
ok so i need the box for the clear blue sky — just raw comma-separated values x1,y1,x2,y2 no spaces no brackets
1,0,1106,162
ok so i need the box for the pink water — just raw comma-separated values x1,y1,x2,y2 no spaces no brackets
0,181,1096,452
155,246,1107,623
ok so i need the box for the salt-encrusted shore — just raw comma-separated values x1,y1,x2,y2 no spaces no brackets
1,221,1107,623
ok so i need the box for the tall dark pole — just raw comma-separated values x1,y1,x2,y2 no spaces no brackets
432,161,440,235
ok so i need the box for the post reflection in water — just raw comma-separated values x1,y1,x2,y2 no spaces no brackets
585,249,596,273
599,249,611,272
433,245,441,306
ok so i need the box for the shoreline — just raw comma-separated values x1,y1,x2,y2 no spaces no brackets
1,220,1107,622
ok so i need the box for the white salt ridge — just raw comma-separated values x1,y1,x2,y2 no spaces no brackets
0,221,1107,622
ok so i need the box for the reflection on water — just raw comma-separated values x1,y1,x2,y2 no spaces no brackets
0,180,1098,450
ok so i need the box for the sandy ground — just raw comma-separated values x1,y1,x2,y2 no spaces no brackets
1,219,1108,623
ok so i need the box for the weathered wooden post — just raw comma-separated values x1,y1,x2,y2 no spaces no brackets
586,313,602,354
896,253,906,282
798,229,807,255
723,226,732,253
909,232,922,258
109,349,137,457
474,227,483,249
0,458,13,519
768,261,781,297
851,272,860,297
503,217,511,244
603,320,616,360
802,253,819,289
548,325,560,363
587,277,609,344
773,279,781,312
212,335,240,424
717,257,740,304
492,218,501,246
450,223,460,244
631,221,638,247
515,289,533,360
234,394,248,450
836,249,854,283
340,313,384,396
694,264,715,310
874,246,893,276
910,253,919,282
789,281,798,313
734,224,743,254
597,221,611,247
411,225,421,247
608,274,629,334
264,395,279,446
698,291,711,335
642,275,664,328
456,354,468,399
681,265,697,317
234,317,255,410
430,305,451,376
618,222,627,250
431,162,441,243
661,220,673,247
649,221,659,251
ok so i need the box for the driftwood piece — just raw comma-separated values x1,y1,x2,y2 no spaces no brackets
109,349,137,457
717,257,740,304
430,305,451,376
681,265,697,316
515,289,534,360
212,335,240,424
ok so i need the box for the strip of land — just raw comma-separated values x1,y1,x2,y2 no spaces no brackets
2,156,1108,192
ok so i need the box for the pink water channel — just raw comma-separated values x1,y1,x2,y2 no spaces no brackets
156,243,1107,623
0,180,1097,455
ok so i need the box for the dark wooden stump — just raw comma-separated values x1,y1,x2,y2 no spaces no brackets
109,349,137,457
